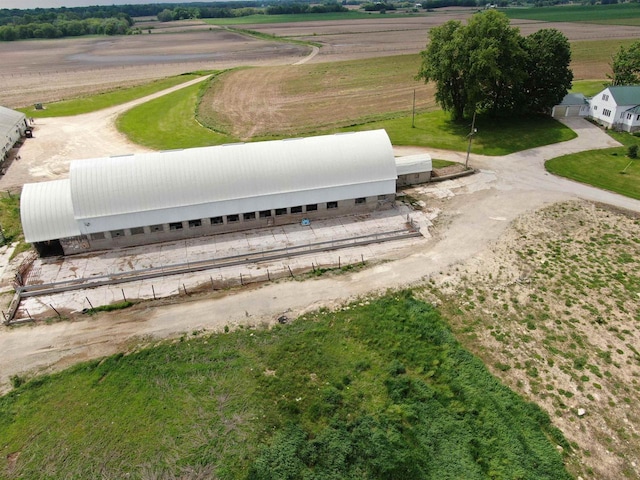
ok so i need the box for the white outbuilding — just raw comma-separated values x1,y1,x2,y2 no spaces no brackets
1,106,29,163
21,130,399,256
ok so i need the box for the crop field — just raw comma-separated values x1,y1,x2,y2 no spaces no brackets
505,3,640,25
203,11,376,25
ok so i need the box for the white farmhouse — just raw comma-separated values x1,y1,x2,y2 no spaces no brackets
588,86,640,132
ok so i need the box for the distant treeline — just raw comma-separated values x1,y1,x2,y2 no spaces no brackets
156,2,348,21
0,15,132,41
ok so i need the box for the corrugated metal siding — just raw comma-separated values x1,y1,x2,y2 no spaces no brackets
21,180,80,243
71,130,397,224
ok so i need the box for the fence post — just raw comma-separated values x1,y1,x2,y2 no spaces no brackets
267,269,271,281
152,284,156,300
338,256,341,269
183,284,188,295
121,288,126,302
86,297,94,310
50,304,61,318
240,273,244,285
287,266,294,278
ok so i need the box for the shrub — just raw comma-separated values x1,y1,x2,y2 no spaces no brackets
627,144,638,158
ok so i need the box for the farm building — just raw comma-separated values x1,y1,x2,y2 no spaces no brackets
588,86,640,132
551,93,589,119
395,154,432,187
21,130,403,257
1,106,29,162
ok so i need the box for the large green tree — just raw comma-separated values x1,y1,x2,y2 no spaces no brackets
417,10,572,120
609,41,640,86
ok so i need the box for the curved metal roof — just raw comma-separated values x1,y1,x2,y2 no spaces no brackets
21,179,79,243
70,130,397,231
0,106,26,134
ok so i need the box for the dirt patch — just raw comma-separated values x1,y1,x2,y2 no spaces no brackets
415,199,640,480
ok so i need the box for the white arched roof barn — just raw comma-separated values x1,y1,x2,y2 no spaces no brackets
21,130,398,255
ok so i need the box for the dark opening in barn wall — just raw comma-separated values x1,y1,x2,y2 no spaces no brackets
34,240,64,257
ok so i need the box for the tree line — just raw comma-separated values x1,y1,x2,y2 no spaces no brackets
0,15,132,41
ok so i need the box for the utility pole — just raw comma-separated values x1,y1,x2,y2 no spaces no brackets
411,89,416,128
465,110,477,168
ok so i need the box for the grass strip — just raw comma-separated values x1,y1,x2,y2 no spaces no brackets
0,292,571,479
505,3,640,24
116,76,233,150
203,11,379,25
18,73,207,118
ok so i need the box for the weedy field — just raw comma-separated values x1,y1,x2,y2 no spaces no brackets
415,200,640,480
0,292,570,479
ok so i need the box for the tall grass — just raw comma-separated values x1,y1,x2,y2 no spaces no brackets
0,292,572,479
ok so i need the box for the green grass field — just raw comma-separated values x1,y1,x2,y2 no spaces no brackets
546,132,640,200
338,110,576,156
116,78,232,150
204,11,380,25
570,80,607,97
19,73,206,118
505,3,640,25
0,292,571,479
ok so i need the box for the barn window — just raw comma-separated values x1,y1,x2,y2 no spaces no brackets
637,115,640,121
243,212,256,221
306,204,318,212
628,113,633,120
150,224,164,232
130,227,144,235
355,197,366,204
169,222,183,230
291,206,303,214
259,210,272,218
602,94,609,101
227,214,239,223
111,229,125,237
188,219,202,228
211,216,223,225
327,201,338,209
603,109,611,117
91,232,105,240
275,208,287,216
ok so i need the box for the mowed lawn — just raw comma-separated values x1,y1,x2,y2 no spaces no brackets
546,132,640,200
505,3,640,25
116,79,231,150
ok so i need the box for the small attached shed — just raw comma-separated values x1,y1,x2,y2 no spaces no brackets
395,154,432,187
0,106,29,162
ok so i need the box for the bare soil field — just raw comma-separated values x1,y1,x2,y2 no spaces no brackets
0,29,308,108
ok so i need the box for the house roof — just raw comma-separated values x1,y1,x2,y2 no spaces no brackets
558,93,588,106
625,105,640,114
607,86,640,106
